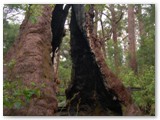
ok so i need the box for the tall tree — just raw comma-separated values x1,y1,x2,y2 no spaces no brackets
104,5,123,73
128,4,138,73
137,5,145,42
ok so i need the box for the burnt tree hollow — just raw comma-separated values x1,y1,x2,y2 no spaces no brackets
51,4,141,116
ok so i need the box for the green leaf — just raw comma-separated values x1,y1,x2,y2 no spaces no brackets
31,82,36,86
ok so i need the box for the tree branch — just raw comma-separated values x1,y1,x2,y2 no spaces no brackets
102,12,111,21
122,35,128,41
115,12,123,24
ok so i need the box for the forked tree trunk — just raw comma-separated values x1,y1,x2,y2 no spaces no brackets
4,5,58,116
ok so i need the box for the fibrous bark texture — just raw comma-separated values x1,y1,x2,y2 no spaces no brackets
4,5,57,116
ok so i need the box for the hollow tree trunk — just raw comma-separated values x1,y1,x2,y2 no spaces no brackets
66,4,141,116
4,5,57,115
128,4,138,74
65,4,122,116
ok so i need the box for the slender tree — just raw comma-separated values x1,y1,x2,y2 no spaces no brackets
128,4,138,73
137,5,145,42
99,10,107,58
110,4,120,74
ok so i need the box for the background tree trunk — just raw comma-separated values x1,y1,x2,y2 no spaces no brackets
110,4,120,74
99,11,107,58
4,5,58,115
137,5,145,45
128,4,138,74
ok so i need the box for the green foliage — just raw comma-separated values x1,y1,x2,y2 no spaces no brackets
3,5,23,54
84,4,90,12
28,5,43,24
3,79,41,109
4,60,41,109
4,4,26,11
85,4,106,13
56,32,71,103
3,80,23,109
137,37,155,67
6,59,17,81
3,21,20,54
137,5,155,68
7,59,16,69
105,39,123,72
119,66,155,115
23,87,41,102
3,4,50,54
94,4,106,11
57,55,71,103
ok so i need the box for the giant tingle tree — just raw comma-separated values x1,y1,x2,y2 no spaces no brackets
52,4,141,115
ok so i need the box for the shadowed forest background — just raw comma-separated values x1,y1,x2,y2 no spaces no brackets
3,4,155,116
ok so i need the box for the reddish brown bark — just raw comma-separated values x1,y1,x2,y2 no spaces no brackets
4,5,58,115
128,4,138,74
86,5,141,115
